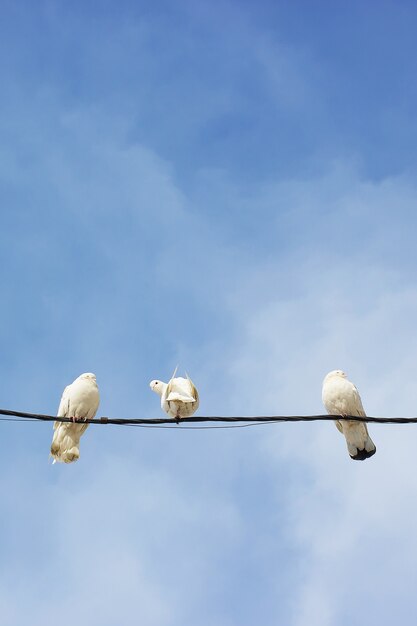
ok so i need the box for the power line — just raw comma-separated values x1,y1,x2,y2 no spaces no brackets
0,407,417,429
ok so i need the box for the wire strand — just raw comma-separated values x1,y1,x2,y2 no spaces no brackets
125,421,280,430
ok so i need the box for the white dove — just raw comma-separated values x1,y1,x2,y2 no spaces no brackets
150,368,199,420
322,369,376,461
50,373,100,464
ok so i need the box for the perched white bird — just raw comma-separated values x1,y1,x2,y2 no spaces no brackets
50,373,100,464
322,369,376,460
150,368,199,420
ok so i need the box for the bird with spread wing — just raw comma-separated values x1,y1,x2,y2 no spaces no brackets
150,368,199,421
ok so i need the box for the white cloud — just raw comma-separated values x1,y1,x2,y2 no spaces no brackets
215,167,417,625
0,453,244,626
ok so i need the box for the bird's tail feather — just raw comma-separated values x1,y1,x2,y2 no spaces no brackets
343,422,376,461
347,433,376,461
350,446,377,461
50,429,81,464
61,446,80,463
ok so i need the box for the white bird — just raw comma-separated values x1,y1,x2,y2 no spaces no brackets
322,369,376,460
150,368,199,420
50,373,100,464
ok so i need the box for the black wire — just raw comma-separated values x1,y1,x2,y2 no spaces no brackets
0,417,36,422
0,407,416,428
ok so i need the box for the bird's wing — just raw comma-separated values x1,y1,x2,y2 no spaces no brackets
166,375,198,403
78,421,90,436
165,378,174,400
166,391,195,402
55,384,72,429
342,382,375,459
186,373,199,403
349,383,366,417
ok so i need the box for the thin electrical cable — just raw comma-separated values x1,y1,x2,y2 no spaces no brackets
0,417,36,423
125,421,279,429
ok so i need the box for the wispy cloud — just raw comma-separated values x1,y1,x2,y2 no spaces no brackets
215,166,417,625
0,2,417,625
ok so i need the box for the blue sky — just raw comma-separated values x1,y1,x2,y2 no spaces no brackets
1,1,417,625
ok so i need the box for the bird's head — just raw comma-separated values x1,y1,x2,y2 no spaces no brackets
150,379,165,397
324,369,347,382
79,373,97,381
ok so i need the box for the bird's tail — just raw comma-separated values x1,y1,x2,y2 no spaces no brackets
343,422,376,461
50,444,80,464
350,444,376,461
50,428,81,464
62,445,80,463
